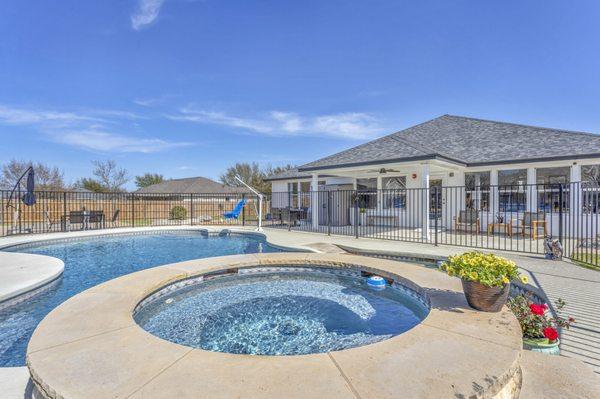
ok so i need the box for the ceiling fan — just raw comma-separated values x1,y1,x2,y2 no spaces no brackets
366,168,401,174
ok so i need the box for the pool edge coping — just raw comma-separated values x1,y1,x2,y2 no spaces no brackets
26,252,524,399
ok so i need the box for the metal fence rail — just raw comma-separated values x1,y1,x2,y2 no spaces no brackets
0,190,265,236
266,182,599,268
2,183,598,268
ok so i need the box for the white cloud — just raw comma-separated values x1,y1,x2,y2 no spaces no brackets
0,104,191,153
0,105,100,126
131,0,166,31
169,107,384,140
54,130,191,153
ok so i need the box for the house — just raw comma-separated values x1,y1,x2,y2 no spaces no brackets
135,176,249,196
265,115,600,239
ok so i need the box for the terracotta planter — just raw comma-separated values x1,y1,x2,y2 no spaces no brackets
523,337,561,355
461,280,509,312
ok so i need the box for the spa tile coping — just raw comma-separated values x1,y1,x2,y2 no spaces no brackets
26,252,523,399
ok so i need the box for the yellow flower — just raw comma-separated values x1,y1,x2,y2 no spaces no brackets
469,271,478,280
502,276,510,284
520,275,529,284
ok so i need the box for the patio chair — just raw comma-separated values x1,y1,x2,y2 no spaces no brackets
110,209,120,228
513,211,547,240
454,209,480,234
44,210,59,232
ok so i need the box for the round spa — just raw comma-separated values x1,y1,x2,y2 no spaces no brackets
134,266,430,355
27,254,524,398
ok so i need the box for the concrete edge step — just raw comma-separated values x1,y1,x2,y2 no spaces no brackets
518,350,600,398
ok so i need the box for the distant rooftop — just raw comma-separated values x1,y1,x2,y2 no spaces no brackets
135,176,249,194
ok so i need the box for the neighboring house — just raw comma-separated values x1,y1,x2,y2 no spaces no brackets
136,176,249,196
265,115,600,238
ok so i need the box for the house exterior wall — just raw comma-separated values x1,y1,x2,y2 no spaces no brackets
268,157,600,239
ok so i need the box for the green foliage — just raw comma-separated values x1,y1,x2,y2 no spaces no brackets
507,294,573,339
135,173,164,188
75,178,107,193
169,205,188,220
441,251,525,287
219,162,296,195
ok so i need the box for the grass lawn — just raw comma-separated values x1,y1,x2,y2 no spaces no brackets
571,252,600,271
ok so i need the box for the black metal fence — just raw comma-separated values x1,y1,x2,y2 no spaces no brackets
2,184,598,269
0,190,264,236
266,182,600,268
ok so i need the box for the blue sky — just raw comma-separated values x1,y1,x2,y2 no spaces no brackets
1,1,599,188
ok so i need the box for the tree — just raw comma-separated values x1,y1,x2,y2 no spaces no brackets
219,162,296,194
74,160,129,192
1,160,65,191
74,178,106,193
135,173,164,188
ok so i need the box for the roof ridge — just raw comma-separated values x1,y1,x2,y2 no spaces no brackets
445,114,600,138
299,115,449,169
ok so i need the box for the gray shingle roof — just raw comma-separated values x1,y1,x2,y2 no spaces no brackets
135,176,249,194
299,115,600,171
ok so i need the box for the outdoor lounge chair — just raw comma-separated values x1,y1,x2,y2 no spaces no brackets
513,211,547,240
454,209,480,234
110,209,120,227
44,210,59,232
223,199,247,220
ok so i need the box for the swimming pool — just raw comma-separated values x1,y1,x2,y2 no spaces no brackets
135,267,429,355
0,231,282,366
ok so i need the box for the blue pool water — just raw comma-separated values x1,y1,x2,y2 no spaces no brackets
135,269,429,355
0,232,282,366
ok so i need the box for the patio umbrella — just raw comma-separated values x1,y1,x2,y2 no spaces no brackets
21,168,36,206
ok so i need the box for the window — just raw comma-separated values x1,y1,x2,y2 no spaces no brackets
382,176,407,209
465,172,490,211
287,182,298,207
356,178,377,209
498,169,527,212
536,167,570,212
582,165,600,213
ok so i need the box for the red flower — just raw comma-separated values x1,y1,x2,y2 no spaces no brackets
543,327,559,342
529,304,546,316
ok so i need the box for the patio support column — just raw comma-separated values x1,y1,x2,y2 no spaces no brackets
527,167,537,212
490,169,499,217
311,174,319,228
376,176,383,210
570,164,582,239
297,181,302,208
421,163,430,241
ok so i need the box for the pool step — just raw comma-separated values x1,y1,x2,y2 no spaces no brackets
518,351,600,398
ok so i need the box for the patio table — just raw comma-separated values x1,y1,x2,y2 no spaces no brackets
487,222,512,237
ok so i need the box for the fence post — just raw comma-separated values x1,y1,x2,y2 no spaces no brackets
354,191,359,239
327,191,332,236
558,183,563,244
62,191,67,232
190,193,194,225
434,186,438,246
242,194,246,226
131,194,135,228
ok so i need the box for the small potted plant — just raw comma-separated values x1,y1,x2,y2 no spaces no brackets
441,251,528,312
508,294,574,355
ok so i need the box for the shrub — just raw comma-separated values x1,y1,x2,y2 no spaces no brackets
169,205,188,220
441,251,527,287
507,294,574,342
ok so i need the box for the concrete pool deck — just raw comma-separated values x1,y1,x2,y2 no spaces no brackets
0,251,63,307
1,226,599,398
27,253,524,399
